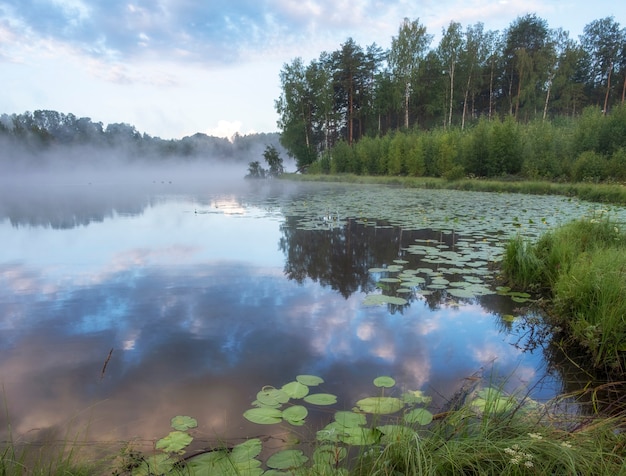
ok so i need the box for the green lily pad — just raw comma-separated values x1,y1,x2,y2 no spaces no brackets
281,381,309,399
304,393,338,405
132,454,177,476
243,407,283,425
363,294,408,306
296,374,324,386
334,411,366,428
266,449,308,470
256,387,289,406
356,397,403,415
401,390,432,405
404,408,433,425
337,426,382,446
170,415,197,431
373,376,396,388
155,430,193,454
282,405,308,425
231,438,263,462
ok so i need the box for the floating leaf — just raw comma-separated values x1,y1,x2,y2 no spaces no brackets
304,393,338,405
281,381,309,399
170,415,197,431
132,454,177,476
356,397,403,415
404,408,433,425
266,449,308,470
401,390,432,405
231,438,263,462
373,376,396,388
282,405,308,425
243,407,283,425
334,411,366,428
256,387,289,406
447,288,476,298
363,294,408,306
502,314,516,322
155,430,193,454
337,426,382,446
296,375,324,386
186,450,263,476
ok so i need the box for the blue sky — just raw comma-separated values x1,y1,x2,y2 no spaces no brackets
0,0,623,139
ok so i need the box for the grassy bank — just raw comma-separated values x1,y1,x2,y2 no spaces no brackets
281,173,626,206
502,217,626,373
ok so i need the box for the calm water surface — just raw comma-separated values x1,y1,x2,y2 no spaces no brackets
1,172,622,448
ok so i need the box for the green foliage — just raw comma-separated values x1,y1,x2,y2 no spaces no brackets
571,151,608,182
503,217,626,370
263,145,285,177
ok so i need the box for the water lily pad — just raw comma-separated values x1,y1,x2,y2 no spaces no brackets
304,393,338,405
170,415,197,431
243,407,283,425
155,430,193,454
404,408,433,425
256,387,289,406
282,405,308,425
401,390,432,405
356,396,403,414
363,294,408,306
337,426,382,446
296,374,324,386
132,454,177,476
334,411,366,428
373,376,396,388
266,449,308,470
231,438,263,462
447,288,476,298
281,381,309,399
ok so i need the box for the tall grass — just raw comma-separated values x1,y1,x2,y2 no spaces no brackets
350,390,626,475
502,218,626,372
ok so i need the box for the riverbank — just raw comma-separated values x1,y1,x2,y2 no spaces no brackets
281,173,626,206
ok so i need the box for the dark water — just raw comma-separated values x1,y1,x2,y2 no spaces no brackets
0,172,611,450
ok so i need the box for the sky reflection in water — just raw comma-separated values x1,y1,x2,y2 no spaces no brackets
0,181,564,446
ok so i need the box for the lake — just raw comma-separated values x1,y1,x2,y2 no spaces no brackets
1,168,625,453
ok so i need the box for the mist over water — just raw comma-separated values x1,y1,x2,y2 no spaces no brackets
0,154,591,454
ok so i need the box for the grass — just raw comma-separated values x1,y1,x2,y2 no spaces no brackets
502,217,626,373
347,383,626,476
280,173,626,205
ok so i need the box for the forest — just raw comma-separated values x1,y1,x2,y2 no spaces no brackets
275,14,626,181
0,110,284,166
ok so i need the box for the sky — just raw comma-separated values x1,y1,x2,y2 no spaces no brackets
0,1,623,140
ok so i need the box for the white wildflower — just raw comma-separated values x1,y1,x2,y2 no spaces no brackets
561,441,572,448
524,460,534,468
528,432,543,440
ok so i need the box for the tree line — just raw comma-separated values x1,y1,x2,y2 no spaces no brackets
0,110,284,164
275,14,626,178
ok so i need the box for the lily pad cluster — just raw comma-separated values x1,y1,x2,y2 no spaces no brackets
243,374,336,426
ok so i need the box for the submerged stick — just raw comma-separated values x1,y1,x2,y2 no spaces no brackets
101,348,114,379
